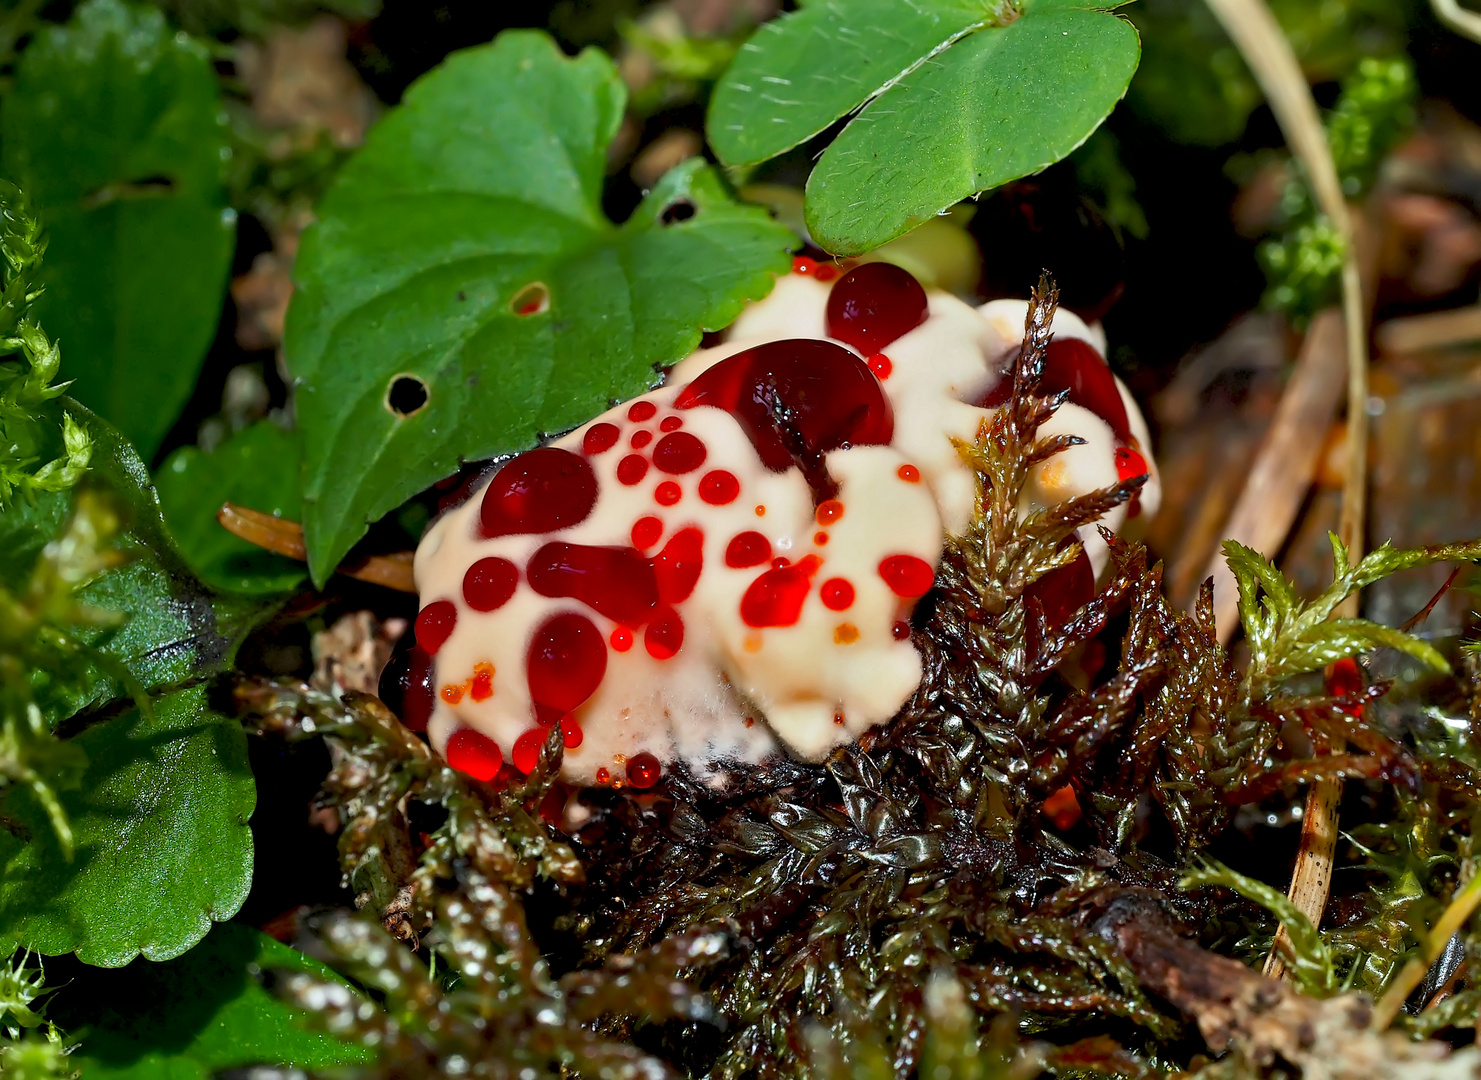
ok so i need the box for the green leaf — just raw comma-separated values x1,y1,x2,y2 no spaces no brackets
708,0,1139,256
1182,859,1335,997
0,400,268,721
155,421,306,596
286,29,793,584
59,922,373,1078
0,0,234,459
0,685,255,968
1275,618,1451,681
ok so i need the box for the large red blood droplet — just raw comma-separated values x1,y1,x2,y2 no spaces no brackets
652,431,707,474
526,612,607,721
878,555,934,597
617,455,649,485
512,728,547,775
415,600,457,654
645,607,685,659
583,423,619,454
463,556,518,612
379,642,435,732
446,728,503,781
825,262,930,355
527,543,658,627
1025,547,1095,628
627,751,661,789
674,339,892,497
977,338,1131,443
726,531,772,568
699,470,739,505
652,527,704,604
821,578,855,611
480,448,597,538
741,565,812,627
631,516,663,550
628,400,657,422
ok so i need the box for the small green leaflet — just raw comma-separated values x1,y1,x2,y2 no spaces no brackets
60,922,374,1077
0,0,234,459
0,686,254,968
156,421,307,596
708,0,1140,255
286,29,794,585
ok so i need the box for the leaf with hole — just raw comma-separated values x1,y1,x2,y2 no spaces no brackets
0,0,234,459
285,29,795,585
155,421,306,596
59,922,374,1077
0,685,255,967
708,0,1140,255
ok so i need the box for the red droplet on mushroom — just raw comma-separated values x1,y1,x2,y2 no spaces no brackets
617,454,649,485
512,728,546,774
674,338,892,497
610,626,633,651
652,527,704,604
652,431,707,474
878,555,934,597
699,470,739,505
446,727,503,781
627,751,661,789
892,621,911,640
526,612,607,724
867,354,892,379
660,415,683,432
480,448,597,538
415,600,457,655
792,255,817,275
631,515,663,551
741,565,812,627
654,481,682,506
825,262,929,355
815,499,844,526
1024,547,1095,628
527,543,658,626
821,577,855,611
814,264,840,283
645,607,685,659
898,464,920,483
977,338,1131,443
583,423,620,454
628,400,658,422
463,557,518,612
469,662,494,701
379,643,435,733
1115,445,1148,483
560,714,584,748
630,429,653,449
726,531,772,568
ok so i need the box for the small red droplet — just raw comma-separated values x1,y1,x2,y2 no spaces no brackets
755,505,766,517
741,565,812,627
898,464,920,483
442,683,465,704
821,578,855,610
583,423,620,454
814,264,840,283
892,621,911,640
415,600,457,655
469,662,495,702
527,612,606,721
560,714,584,749
1326,657,1365,716
699,469,739,505
446,728,503,781
631,515,663,550
617,454,649,485
867,354,893,379
660,415,683,432
512,728,546,775
654,481,682,506
825,262,929,354
879,555,934,597
627,751,661,789
596,766,611,785
726,531,772,568
463,557,518,612
1044,784,1082,830
816,500,844,526
610,626,633,652
814,531,829,546
628,400,657,422
653,527,704,603
630,429,653,449
645,607,684,659
652,431,707,474
792,255,817,275
833,712,846,726
1115,445,1148,483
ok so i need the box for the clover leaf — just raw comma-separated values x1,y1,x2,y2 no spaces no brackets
286,29,794,585
708,0,1140,255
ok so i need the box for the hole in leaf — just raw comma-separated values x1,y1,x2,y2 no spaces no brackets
386,374,429,417
660,199,697,226
510,282,550,316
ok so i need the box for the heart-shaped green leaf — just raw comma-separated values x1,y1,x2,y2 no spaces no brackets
156,421,306,597
60,922,374,1077
286,29,794,585
0,686,255,968
0,0,234,459
708,0,1139,256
